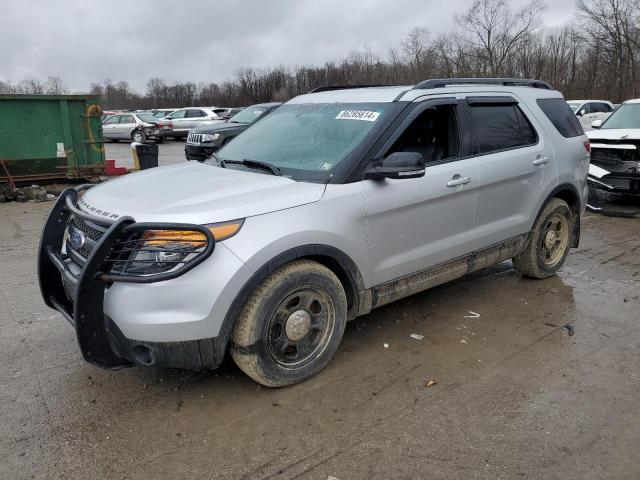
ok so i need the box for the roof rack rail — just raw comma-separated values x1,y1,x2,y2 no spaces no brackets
308,84,392,93
413,78,553,90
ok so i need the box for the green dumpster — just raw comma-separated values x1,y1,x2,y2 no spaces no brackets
0,94,105,184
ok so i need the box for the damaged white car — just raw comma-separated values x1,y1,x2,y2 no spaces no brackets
587,99,640,201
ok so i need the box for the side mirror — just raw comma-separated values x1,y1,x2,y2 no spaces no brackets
364,151,426,180
578,109,587,116
590,120,603,129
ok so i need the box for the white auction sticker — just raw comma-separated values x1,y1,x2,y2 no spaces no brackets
335,110,380,122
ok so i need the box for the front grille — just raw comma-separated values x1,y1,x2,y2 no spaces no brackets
187,133,204,144
66,215,107,263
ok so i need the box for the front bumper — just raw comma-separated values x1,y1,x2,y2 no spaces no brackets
185,143,218,161
37,186,229,370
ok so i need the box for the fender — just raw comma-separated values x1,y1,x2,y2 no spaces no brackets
214,245,368,361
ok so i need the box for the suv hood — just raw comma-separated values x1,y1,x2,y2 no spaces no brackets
80,163,326,224
587,128,640,141
192,122,246,134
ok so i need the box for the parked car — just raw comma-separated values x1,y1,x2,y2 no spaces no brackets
567,100,614,130
102,112,173,143
39,78,588,387
162,107,230,138
586,99,640,198
185,103,281,161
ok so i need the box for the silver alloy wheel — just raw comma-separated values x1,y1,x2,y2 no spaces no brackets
539,213,569,267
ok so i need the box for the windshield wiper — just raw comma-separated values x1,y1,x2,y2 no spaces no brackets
223,158,281,176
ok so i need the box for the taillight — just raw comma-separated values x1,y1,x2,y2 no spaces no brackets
584,140,591,154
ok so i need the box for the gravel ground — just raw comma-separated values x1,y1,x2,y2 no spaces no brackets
1,188,639,479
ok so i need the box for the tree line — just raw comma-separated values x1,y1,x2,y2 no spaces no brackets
1,0,638,109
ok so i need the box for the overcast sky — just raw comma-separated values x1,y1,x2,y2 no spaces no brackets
2,0,577,92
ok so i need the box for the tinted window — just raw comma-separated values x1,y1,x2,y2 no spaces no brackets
470,104,537,154
388,105,459,163
536,98,584,137
187,109,206,118
592,102,612,113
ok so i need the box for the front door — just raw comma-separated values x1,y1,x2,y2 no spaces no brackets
364,99,480,285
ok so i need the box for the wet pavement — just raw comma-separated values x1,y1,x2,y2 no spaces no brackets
1,200,639,479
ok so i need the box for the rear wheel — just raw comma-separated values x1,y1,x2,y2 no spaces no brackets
231,260,347,387
132,130,146,143
513,198,573,278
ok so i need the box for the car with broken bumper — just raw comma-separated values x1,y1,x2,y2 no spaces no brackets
587,99,640,199
39,78,589,387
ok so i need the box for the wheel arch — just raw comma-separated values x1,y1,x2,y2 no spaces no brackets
215,244,368,361
536,183,582,248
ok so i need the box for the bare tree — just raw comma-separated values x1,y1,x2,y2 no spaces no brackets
455,0,543,76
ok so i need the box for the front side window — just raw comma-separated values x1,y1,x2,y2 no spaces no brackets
601,103,640,129
470,104,537,154
387,105,459,163
213,103,391,181
167,109,186,119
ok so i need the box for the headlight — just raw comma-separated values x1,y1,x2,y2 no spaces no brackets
110,220,243,277
202,133,221,142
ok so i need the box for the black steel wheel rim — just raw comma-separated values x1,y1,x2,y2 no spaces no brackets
266,286,335,368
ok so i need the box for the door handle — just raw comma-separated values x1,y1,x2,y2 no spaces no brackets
533,156,549,166
446,175,471,187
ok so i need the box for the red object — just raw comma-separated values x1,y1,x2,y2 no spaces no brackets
104,159,127,176
584,140,591,154
0,158,16,190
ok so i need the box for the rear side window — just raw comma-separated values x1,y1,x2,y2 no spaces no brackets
536,98,583,137
469,104,538,154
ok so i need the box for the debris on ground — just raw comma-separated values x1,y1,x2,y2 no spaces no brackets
460,339,468,344
464,311,480,318
410,333,424,340
564,324,575,336
424,380,437,388
383,343,389,349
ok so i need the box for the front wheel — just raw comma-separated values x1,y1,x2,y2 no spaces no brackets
513,198,573,278
231,260,347,387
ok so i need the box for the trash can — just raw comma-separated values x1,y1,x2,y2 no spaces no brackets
133,143,159,170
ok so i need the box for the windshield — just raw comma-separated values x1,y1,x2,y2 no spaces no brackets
210,103,390,180
137,113,158,123
567,101,581,113
229,106,270,124
601,103,640,129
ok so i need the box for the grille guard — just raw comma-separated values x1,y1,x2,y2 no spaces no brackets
37,186,216,369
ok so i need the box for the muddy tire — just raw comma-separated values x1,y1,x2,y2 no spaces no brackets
231,260,347,387
513,198,573,279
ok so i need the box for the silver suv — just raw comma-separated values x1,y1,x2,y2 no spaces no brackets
39,78,590,386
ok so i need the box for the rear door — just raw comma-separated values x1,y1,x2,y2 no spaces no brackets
117,114,136,139
101,115,120,139
467,95,555,248
186,109,208,129
364,98,481,285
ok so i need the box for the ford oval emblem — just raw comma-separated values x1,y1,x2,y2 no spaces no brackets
69,228,86,249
